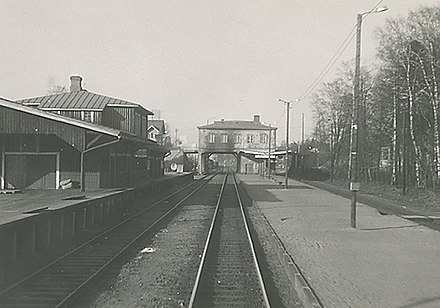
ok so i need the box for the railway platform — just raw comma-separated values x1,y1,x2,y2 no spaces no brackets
239,174,440,308
0,173,193,265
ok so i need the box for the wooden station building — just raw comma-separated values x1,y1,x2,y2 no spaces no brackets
0,76,168,191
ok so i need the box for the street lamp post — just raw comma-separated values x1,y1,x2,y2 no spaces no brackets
350,6,388,228
268,123,272,179
278,98,294,189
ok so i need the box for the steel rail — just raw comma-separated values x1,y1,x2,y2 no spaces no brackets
0,173,216,306
56,173,218,307
187,173,228,307
188,172,271,308
232,173,271,308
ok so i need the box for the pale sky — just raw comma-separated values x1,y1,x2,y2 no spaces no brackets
1,0,438,146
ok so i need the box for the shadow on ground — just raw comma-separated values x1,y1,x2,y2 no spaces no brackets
241,183,312,202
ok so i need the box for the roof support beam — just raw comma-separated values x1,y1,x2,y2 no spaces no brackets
80,130,86,192
86,134,104,149
80,151,85,192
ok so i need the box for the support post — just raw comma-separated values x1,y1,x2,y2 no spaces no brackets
402,108,406,195
349,13,363,228
268,124,272,179
11,230,17,262
285,101,291,189
1,136,5,189
30,223,36,253
80,151,86,192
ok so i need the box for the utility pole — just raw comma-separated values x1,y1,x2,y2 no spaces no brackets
349,13,363,229
268,124,272,179
301,113,305,146
285,102,290,189
402,108,406,195
350,6,388,228
301,113,305,173
278,99,292,189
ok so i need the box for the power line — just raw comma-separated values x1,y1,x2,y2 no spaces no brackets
299,0,384,101
299,25,357,100
274,108,286,126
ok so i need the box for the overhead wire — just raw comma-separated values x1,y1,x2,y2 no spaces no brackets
298,0,384,101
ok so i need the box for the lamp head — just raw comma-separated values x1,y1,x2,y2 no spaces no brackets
375,6,388,13
362,6,388,16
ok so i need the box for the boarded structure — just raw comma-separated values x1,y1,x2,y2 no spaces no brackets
0,76,167,191
148,119,166,145
164,149,193,173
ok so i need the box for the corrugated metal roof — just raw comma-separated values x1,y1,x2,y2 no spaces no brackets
0,98,167,153
198,120,277,130
17,90,153,114
2,97,119,136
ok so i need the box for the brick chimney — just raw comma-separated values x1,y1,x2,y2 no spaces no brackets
70,75,83,92
253,115,260,123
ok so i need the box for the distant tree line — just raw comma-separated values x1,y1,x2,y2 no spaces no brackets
312,5,440,191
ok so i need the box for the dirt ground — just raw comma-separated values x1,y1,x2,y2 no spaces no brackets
91,204,213,307
313,179,440,216
91,201,301,307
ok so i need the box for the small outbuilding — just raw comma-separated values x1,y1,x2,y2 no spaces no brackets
164,149,193,173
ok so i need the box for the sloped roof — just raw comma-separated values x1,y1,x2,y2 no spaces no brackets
0,97,167,153
149,119,166,132
198,120,276,130
164,149,185,161
17,90,153,115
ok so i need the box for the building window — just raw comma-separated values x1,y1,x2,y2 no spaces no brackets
247,134,254,143
208,134,216,143
221,134,228,143
235,134,242,144
260,133,268,143
149,131,157,141
82,111,94,123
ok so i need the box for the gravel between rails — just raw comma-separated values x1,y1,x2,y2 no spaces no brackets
90,184,302,308
91,204,214,308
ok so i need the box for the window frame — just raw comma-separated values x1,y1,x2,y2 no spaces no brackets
247,134,254,144
221,134,228,143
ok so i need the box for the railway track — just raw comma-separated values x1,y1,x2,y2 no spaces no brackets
0,174,217,308
189,172,271,308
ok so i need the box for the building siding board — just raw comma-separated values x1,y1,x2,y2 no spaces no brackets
0,107,85,151
1,99,166,190
17,92,149,138
94,111,102,125
2,135,62,189
107,107,134,133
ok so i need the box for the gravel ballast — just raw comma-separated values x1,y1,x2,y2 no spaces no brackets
90,180,302,307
